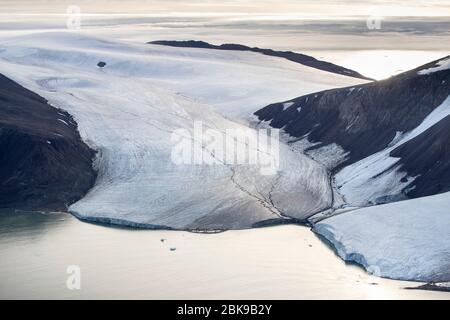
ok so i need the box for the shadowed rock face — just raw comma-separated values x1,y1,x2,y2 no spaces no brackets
149,40,373,81
0,74,97,211
255,57,450,199
255,57,450,167
390,115,450,198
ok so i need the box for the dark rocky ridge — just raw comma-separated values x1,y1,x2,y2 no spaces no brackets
255,57,450,199
150,40,373,81
390,115,450,198
0,74,97,211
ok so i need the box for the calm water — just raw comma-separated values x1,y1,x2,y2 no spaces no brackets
0,210,448,300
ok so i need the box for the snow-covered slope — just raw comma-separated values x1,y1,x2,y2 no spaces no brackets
336,94,450,205
0,32,362,230
314,192,450,282
0,32,363,120
255,57,450,206
255,56,450,282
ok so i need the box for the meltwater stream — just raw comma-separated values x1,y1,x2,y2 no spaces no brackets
0,210,448,299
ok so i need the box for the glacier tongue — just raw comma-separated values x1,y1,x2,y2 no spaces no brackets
314,191,450,282
0,32,355,230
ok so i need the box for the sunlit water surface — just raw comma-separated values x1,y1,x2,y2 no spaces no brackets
0,211,449,300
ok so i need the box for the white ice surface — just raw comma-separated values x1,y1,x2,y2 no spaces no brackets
314,192,450,282
305,143,349,170
0,32,364,120
336,95,450,206
0,32,363,229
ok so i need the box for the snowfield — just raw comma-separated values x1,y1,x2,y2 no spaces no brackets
0,32,362,120
314,192,450,282
0,31,362,230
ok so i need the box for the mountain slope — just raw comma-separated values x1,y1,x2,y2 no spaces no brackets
255,56,450,282
0,73,96,211
150,40,373,81
389,114,450,198
255,56,450,204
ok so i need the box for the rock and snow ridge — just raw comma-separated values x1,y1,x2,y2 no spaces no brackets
337,95,450,206
418,57,450,75
255,56,450,205
150,40,373,81
256,56,450,282
0,32,363,230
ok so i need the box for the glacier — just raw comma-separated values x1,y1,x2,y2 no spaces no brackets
0,32,363,230
314,191,450,282
1,30,449,284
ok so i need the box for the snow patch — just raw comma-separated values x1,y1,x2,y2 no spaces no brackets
282,102,294,110
388,131,404,147
418,57,450,75
306,143,349,170
57,119,69,126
